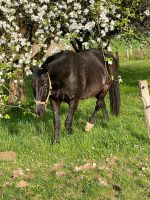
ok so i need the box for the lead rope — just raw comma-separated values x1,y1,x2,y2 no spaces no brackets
35,72,52,107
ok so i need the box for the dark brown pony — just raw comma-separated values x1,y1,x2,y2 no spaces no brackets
31,48,120,143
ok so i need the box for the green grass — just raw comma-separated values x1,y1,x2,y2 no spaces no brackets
0,59,150,200
111,39,150,61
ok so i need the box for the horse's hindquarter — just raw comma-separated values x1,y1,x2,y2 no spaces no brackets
79,51,111,100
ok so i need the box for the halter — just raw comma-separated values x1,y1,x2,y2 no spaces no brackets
35,72,52,106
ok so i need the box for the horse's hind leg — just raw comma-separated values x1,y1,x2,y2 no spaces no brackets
101,100,109,121
85,92,108,131
65,99,78,134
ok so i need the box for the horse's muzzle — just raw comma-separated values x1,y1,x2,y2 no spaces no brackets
35,104,45,117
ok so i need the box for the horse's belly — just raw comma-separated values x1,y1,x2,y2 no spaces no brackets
51,88,76,102
80,84,103,100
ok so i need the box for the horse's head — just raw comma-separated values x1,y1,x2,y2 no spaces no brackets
31,67,52,117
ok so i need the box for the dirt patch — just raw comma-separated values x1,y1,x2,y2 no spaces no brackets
75,162,97,172
56,171,66,177
12,168,34,180
12,168,24,178
0,151,16,161
97,176,109,186
49,163,65,173
16,180,29,188
53,163,65,171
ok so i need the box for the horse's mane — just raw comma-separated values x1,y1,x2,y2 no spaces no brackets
41,50,75,69
41,51,65,68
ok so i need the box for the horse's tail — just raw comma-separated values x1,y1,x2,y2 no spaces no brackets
109,55,120,116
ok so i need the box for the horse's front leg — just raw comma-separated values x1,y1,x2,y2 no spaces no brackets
65,99,78,134
50,99,61,144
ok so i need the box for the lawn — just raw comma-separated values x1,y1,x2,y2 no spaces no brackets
0,59,150,200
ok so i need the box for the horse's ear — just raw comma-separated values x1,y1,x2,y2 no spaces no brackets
42,67,48,74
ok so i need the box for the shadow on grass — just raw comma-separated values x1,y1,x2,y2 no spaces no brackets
1,99,108,138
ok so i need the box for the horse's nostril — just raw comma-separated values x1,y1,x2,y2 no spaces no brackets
37,111,41,116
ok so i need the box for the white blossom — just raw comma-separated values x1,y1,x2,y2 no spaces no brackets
101,30,106,37
116,14,121,19
83,8,89,15
0,79,5,83
108,60,113,65
144,10,150,16
84,21,95,31
107,46,112,52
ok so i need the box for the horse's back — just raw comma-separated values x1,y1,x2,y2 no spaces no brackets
79,48,118,82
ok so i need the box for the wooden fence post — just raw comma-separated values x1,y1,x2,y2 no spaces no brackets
139,80,150,140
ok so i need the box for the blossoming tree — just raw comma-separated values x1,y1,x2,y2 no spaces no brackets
0,0,149,117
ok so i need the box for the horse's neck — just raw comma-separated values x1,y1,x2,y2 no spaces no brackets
47,62,65,81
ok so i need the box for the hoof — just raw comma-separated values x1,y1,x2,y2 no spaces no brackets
85,122,94,132
66,128,73,135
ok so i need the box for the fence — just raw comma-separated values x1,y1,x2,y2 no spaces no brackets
139,80,150,140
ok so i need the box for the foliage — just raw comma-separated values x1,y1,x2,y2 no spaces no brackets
0,0,149,66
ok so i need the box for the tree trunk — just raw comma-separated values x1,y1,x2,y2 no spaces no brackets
8,71,25,104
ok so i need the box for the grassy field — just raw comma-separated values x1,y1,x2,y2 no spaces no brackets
111,39,150,61
0,59,150,200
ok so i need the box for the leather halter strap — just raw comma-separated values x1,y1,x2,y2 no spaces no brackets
35,72,52,106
